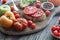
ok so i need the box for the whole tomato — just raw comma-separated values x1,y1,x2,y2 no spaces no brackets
53,30,59,36
45,10,51,16
13,11,20,19
51,25,57,31
30,23,36,29
22,23,28,29
13,22,23,31
13,11,18,15
36,1,41,8
58,17,60,24
10,6,14,11
2,0,6,4
58,20,60,24
58,33,60,36
13,18,28,31
28,20,33,25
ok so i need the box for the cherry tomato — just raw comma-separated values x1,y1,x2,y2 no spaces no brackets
13,11,20,19
15,14,20,19
58,33,60,36
36,1,41,8
59,30,60,33
53,30,59,36
13,11,19,15
51,25,60,37
2,0,6,4
56,26,60,31
58,19,60,24
10,6,14,11
28,20,33,25
45,10,51,16
30,23,36,29
59,27,60,30
51,25,57,31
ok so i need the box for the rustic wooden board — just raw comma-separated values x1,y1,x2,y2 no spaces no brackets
0,0,54,35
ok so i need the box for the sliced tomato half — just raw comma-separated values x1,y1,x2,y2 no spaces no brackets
32,9,44,18
23,6,38,15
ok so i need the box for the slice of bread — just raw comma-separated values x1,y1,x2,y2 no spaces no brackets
20,0,35,8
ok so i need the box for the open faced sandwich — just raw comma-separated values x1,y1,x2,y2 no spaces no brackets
23,6,46,22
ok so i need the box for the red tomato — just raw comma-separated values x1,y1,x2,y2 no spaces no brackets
36,1,41,8
10,6,14,11
51,25,57,31
22,23,28,29
17,18,28,29
58,33,60,36
15,14,20,19
59,27,60,30
13,11,20,18
56,26,60,31
17,18,28,24
53,30,59,36
58,17,60,24
2,0,6,4
59,30,60,33
28,20,33,25
13,22,23,31
31,23,36,29
13,11,19,15
45,10,51,16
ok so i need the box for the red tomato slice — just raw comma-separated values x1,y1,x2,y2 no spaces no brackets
32,9,44,18
23,6,38,15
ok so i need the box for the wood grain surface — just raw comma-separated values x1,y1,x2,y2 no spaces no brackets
0,0,60,40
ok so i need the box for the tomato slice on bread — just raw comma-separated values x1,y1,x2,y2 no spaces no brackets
23,6,38,15
32,9,44,18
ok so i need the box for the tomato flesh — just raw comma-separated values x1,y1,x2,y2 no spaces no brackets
24,6,37,15
32,9,44,18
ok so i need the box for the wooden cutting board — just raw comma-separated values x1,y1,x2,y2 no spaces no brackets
0,0,54,35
